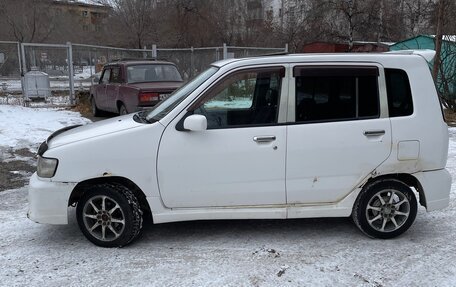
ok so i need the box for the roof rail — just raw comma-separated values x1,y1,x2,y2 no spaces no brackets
386,49,435,62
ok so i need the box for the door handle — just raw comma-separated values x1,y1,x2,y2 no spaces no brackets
253,136,276,142
364,130,385,136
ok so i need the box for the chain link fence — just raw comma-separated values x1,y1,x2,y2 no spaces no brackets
158,45,287,80
0,41,22,94
0,42,286,106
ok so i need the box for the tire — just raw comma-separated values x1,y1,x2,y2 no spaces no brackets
91,96,101,117
76,183,143,247
119,103,128,115
352,179,418,239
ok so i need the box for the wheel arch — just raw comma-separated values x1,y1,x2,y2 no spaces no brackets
362,173,426,208
116,100,124,111
69,176,152,222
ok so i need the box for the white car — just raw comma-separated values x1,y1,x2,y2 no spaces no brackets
28,51,451,247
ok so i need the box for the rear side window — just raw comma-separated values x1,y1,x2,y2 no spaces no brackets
385,69,413,117
294,66,379,123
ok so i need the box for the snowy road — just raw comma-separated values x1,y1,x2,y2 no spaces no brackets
1,106,456,286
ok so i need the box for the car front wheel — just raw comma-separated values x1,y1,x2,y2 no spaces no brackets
352,179,417,239
76,184,143,247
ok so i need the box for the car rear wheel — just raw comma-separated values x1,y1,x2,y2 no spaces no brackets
76,183,143,247
119,103,128,115
352,179,417,239
91,97,101,117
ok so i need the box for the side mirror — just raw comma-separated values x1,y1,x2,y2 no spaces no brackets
183,114,207,131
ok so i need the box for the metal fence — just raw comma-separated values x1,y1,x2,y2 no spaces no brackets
157,44,287,80
0,41,22,94
0,41,287,105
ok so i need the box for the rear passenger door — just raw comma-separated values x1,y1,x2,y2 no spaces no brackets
286,64,392,204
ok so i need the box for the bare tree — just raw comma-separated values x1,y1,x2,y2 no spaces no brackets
321,0,376,49
400,0,435,37
109,0,159,48
431,0,456,111
0,0,56,43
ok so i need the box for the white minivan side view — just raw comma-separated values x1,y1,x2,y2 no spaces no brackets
28,51,452,247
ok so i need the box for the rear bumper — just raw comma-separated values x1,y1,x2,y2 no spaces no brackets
27,173,76,224
414,169,452,211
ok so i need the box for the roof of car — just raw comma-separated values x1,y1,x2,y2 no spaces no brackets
211,50,435,68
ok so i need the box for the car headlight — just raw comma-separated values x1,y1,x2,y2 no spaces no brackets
37,156,59,178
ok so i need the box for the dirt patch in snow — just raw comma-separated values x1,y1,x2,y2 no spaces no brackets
0,148,36,192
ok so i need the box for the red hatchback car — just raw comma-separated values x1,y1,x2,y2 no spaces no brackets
90,60,183,116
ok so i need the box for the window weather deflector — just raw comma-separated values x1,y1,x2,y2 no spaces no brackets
293,66,379,77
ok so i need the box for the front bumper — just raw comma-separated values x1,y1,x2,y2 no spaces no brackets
27,173,76,224
414,169,452,211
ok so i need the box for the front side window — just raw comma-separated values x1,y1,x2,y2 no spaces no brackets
193,67,284,129
294,66,379,123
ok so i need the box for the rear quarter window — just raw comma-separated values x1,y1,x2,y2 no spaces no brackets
385,69,413,117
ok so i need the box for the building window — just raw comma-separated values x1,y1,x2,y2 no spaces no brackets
82,11,88,17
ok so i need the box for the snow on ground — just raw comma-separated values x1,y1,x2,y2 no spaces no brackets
0,107,456,286
74,66,96,80
0,105,91,153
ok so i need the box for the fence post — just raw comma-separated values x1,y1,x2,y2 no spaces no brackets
285,43,289,53
223,43,228,59
67,42,75,105
190,46,194,78
17,42,22,76
89,50,93,78
20,43,26,98
152,44,157,59
20,43,27,73
143,45,147,59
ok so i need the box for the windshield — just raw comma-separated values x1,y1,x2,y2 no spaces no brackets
146,67,218,122
127,64,182,83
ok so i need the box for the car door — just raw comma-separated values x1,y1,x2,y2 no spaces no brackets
157,66,289,208
106,66,121,113
95,68,110,110
286,64,392,204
